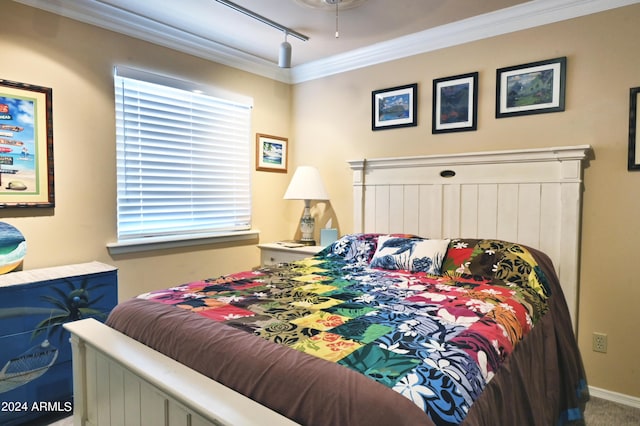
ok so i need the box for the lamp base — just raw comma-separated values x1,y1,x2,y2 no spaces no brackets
298,202,316,247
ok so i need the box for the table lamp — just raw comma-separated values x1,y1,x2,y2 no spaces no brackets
283,166,329,245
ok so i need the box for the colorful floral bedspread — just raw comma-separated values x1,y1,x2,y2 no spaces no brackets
140,235,551,425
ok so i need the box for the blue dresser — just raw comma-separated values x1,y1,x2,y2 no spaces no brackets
0,262,118,425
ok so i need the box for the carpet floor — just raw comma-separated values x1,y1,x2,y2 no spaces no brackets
40,396,640,425
584,396,640,425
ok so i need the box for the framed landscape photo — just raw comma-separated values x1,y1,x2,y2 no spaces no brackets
496,57,566,118
372,83,417,131
0,79,54,208
432,72,478,134
256,133,288,173
628,87,640,171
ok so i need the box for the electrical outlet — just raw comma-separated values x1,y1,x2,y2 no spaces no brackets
592,332,608,353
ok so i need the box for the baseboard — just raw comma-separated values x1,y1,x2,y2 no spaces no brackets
589,386,640,409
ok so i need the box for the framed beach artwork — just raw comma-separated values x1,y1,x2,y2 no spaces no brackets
432,72,478,134
496,57,566,118
372,83,418,130
0,79,54,208
256,133,288,173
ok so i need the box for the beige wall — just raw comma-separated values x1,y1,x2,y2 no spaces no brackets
2,3,293,299
3,1,639,399
291,6,640,398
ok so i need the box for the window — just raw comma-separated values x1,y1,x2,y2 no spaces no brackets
113,67,253,247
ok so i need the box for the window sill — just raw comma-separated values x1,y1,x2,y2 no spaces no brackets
107,230,260,255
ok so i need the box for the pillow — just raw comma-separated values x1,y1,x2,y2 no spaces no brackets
326,233,381,265
369,235,450,274
325,233,419,265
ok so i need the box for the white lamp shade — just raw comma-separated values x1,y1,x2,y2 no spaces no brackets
283,166,329,201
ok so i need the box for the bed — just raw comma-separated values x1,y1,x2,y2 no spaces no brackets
64,145,591,426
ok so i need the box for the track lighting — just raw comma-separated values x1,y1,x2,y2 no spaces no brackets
214,0,309,68
279,33,292,68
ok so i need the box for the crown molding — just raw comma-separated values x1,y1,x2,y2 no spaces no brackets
13,0,640,84
291,0,640,83
13,0,291,83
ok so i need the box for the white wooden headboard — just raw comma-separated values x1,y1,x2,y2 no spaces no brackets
348,145,591,331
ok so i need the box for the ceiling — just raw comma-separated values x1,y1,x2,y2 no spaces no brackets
13,0,639,83
97,0,530,66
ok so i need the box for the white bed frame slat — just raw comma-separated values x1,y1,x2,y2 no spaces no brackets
64,319,298,426
349,145,591,331
477,184,499,237
64,145,590,426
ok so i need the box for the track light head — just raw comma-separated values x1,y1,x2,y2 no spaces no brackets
279,38,292,68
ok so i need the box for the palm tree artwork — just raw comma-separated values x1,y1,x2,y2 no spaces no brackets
0,277,110,393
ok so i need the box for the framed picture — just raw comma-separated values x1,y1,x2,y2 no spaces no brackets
629,87,640,171
372,83,417,130
0,79,54,208
496,57,566,118
256,133,288,173
432,72,478,134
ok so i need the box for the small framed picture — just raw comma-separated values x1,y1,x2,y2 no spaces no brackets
432,72,478,134
372,83,417,131
256,133,288,173
628,87,640,171
496,57,566,118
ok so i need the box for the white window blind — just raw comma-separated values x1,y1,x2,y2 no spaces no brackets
114,68,252,241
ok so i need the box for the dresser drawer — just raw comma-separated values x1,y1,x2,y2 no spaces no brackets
0,262,118,425
258,243,323,265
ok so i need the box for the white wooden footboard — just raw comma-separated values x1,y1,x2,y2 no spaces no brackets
64,319,299,426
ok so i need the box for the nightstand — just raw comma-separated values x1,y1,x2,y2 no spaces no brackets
258,242,324,265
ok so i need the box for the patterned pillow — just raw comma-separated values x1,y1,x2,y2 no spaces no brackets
369,235,450,274
441,238,550,301
323,233,422,266
324,233,382,265
442,238,497,277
